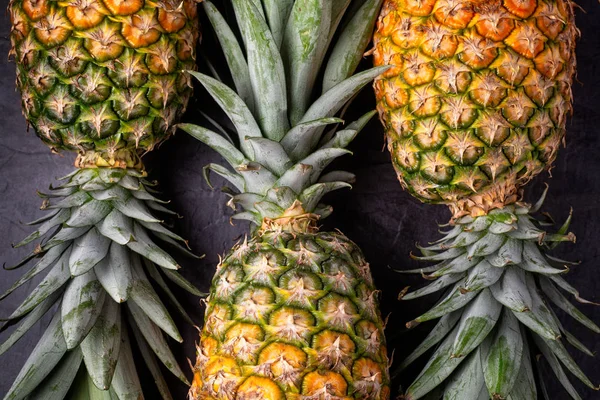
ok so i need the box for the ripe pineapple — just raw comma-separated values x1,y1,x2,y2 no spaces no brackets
2,0,200,398
181,1,391,398
373,0,597,398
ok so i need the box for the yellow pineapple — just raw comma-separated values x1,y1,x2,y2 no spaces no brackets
182,1,391,398
2,0,200,398
373,0,597,399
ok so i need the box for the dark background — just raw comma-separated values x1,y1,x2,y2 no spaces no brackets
1,0,600,399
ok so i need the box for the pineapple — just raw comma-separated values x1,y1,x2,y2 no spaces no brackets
2,0,201,398
181,1,391,398
373,0,597,398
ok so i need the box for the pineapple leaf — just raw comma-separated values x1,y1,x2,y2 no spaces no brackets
6,250,70,320
117,175,141,191
278,148,352,193
112,197,162,223
462,260,504,292
319,170,355,184
300,67,388,149
152,232,203,260
144,259,195,325
0,242,69,301
137,220,186,243
482,310,523,398
43,226,90,250
428,253,481,278
47,191,91,209
27,348,82,400
0,290,60,355
265,187,298,209
508,337,537,400
411,281,478,326
262,0,294,48
61,269,106,349
280,117,344,162
179,123,248,168
202,1,254,112
237,162,279,195
97,209,135,246
319,109,376,149
283,0,332,125
300,66,389,148
539,276,600,332
328,0,352,44
521,241,566,275
130,188,169,204
203,163,245,192
80,300,121,390
401,273,464,300
67,368,113,400
65,200,112,228
398,311,461,371
547,306,596,357
541,335,596,388
147,201,178,216
89,186,129,202
159,268,205,298
232,0,289,141
69,228,111,276
489,267,533,314
129,254,181,342
63,169,96,187
466,231,506,259
254,201,285,218
548,275,599,305
127,302,188,384
187,71,261,157
534,335,583,400
110,326,143,400
4,312,67,400
323,0,383,92
126,223,179,270
451,288,501,358
24,209,62,225
15,209,70,248
245,137,292,176
406,323,465,400
130,322,173,400
231,193,264,212
443,349,485,400
94,244,133,303
486,238,522,267
231,211,262,225
299,182,351,213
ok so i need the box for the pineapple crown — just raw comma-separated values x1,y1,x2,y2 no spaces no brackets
179,0,388,229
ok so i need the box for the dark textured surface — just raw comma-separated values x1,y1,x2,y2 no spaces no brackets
1,1,600,399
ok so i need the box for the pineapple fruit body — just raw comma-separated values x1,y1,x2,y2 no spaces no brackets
192,230,389,399
3,0,201,397
10,0,199,167
182,0,392,398
372,0,598,398
373,0,577,218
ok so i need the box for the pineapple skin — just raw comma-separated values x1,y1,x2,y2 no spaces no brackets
191,230,390,399
9,0,199,168
373,0,577,218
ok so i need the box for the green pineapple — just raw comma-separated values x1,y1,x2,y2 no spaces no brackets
372,0,599,398
181,1,392,398
2,0,201,398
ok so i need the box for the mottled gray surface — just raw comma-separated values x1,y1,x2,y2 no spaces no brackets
1,0,600,399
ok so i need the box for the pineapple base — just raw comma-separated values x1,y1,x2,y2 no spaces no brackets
74,149,144,170
191,230,390,399
1,167,201,400
399,194,597,399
